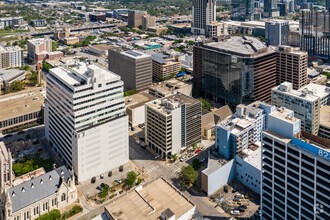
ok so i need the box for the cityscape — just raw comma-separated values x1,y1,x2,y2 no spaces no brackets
0,0,329,220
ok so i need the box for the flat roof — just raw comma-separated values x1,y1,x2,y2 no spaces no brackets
273,83,320,102
320,106,330,128
149,78,191,95
105,177,195,220
298,83,330,99
121,50,151,59
125,92,156,109
90,44,112,51
269,108,298,125
202,154,230,175
240,144,261,170
0,88,45,120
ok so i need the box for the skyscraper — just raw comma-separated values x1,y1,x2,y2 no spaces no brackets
191,0,216,35
263,0,280,18
45,63,129,182
300,9,330,61
231,0,255,21
261,110,329,220
265,20,290,46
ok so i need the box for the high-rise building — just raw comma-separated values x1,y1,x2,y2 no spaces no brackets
128,10,147,28
264,0,280,18
27,38,63,63
265,20,290,46
0,46,24,69
145,93,202,160
108,49,152,91
300,9,330,61
193,36,277,105
275,46,308,89
142,15,156,29
191,0,216,35
261,111,329,220
327,0,330,11
45,63,128,182
278,3,289,16
231,0,256,21
271,82,330,135
152,54,181,81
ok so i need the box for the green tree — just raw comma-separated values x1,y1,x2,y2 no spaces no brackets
192,158,201,170
191,142,198,150
35,209,61,220
52,41,59,51
137,177,142,185
61,205,83,219
179,165,198,188
11,81,26,91
100,185,109,199
126,171,137,187
42,63,52,72
124,89,139,97
173,153,178,161
197,98,212,111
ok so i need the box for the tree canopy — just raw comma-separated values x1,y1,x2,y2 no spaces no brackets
179,165,198,188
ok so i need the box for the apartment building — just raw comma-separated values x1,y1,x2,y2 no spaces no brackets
215,102,276,159
128,10,147,28
145,93,202,159
271,82,330,135
142,15,156,29
45,63,128,182
27,38,52,63
265,20,289,46
152,54,181,80
108,49,152,91
31,19,47,27
0,17,23,29
193,36,277,105
276,46,308,89
261,114,329,220
0,46,24,69
191,0,216,35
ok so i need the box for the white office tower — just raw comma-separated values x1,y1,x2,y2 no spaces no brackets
261,108,329,220
191,0,216,35
45,63,128,183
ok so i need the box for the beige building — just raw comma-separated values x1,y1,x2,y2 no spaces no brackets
142,15,156,29
0,89,45,134
276,46,308,89
206,21,229,37
27,38,52,63
105,177,195,220
148,78,192,98
0,46,24,70
128,10,147,28
53,27,70,40
145,93,201,159
63,37,79,45
152,54,181,80
319,106,330,140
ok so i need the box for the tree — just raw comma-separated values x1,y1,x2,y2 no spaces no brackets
179,165,198,188
11,81,26,91
191,142,197,150
126,171,137,187
35,209,61,220
137,178,142,185
173,154,178,161
124,89,139,97
197,98,212,111
192,158,201,170
42,63,52,72
100,185,109,199
179,67,185,73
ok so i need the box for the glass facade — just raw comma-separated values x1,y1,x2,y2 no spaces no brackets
201,48,255,105
231,0,255,21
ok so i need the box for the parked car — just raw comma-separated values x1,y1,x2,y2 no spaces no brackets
232,189,237,193
138,124,144,128
230,210,240,215
235,193,244,198
100,183,109,188
140,137,145,142
239,205,247,209
131,127,135,131
201,158,206,163
119,165,123,172
96,185,103,191
18,130,25,134
188,153,194,158
115,179,122,184
100,174,104,179
195,149,201,154
4,134,12,138
91,177,96,183
108,171,112,177
180,156,186,162
236,207,245,212
224,185,228,193
233,197,241,202
135,140,140,145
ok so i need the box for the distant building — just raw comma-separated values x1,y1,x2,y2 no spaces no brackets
128,10,147,28
191,0,216,35
278,3,289,16
63,37,79,45
0,17,23,29
0,69,26,90
193,36,277,105
88,44,112,56
0,88,44,134
27,38,52,63
53,27,70,40
89,13,106,22
148,78,192,98
275,46,308,89
231,0,256,21
31,19,47,27
104,177,196,220
265,20,289,46
0,46,24,69
142,15,156,29
145,93,202,159
263,0,280,18
46,63,128,182
108,49,152,91
152,54,181,80
319,106,330,140
327,0,330,11
271,82,330,135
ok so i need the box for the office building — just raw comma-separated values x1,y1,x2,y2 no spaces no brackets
104,177,196,220
327,0,330,11
278,3,289,16
300,10,330,61
27,38,52,62
319,106,330,140
128,10,147,28
89,13,106,22
271,82,326,135
191,0,216,35
276,46,308,89
0,46,24,69
45,63,128,182
231,0,256,21
261,113,329,220
215,102,276,159
145,93,202,159
152,54,181,80
142,15,156,29
265,20,289,46
108,49,152,91
263,0,280,18
193,36,276,105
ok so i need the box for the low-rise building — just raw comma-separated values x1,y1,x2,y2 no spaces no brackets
88,44,112,56
54,28,70,40
145,93,201,159
319,106,330,140
63,37,79,45
0,17,23,29
31,19,47,27
0,69,26,90
125,92,156,127
104,177,195,220
152,54,181,80
148,78,192,98
0,89,45,134
89,13,106,22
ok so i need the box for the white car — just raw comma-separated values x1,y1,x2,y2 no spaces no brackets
231,210,240,216
135,140,140,145
180,156,186,162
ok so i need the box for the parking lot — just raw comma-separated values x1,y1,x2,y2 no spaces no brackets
211,179,260,219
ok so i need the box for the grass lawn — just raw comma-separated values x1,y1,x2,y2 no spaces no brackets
0,36,18,42
0,29,29,36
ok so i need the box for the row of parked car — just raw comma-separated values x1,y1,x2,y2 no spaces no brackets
91,165,124,183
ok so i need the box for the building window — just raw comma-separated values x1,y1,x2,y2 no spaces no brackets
61,193,66,202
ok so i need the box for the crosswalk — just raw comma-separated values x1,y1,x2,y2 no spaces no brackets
144,162,161,174
144,162,181,176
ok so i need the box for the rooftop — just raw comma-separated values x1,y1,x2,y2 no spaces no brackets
202,151,230,175
273,82,321,102
121,50,151,59
148,78,191,96
0,88,45,120
0,45,22,53
204,36,272,57
0,69,25,83
125,92,156,109
269,107,299,125
90,44,112,51
105,177,195,220
237,143,261,170
298,83,330,99
28,38,50,46
202,105,233,131
320,106,330,128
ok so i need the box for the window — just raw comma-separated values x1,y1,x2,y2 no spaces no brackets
61,193,66,202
